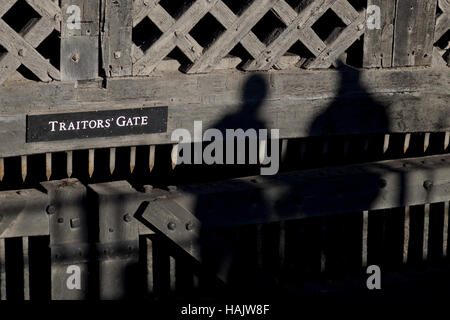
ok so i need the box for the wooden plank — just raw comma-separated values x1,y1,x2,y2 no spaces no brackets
61,0,99,80
41,179,89,300
102,0,133,77
363,0,396,68
139,153,450,226
393,0,437,67
89,181,140,300
0,189,49,239
23,237,30,300
0,238,5,300
0,68,449,158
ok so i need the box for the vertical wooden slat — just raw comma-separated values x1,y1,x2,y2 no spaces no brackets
90,181,140,300
393,0,437,67
423,204,430,261
66,151,73,178
22,237,30,301
102,0,133,77
42,179,89,300
362,211,369,267
61,0,100,80
169,256,176,292
146,237,154,294
363,0,396,68
444,202,449,258
403,206,410,264
0,158,4,181
0,238,6,300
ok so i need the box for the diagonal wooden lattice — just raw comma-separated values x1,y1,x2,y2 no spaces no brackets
434,0,450,65
131,0,366,75
0,0,61,84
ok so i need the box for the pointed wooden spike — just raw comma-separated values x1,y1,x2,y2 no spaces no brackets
259,139,267,165
149,145,156,172
403,134,411,154
45,153,52,181
130,147,136,173
424,133,430,153
109,148,116,175
21,155,27,182
88,149,95,178
171,145,178,170
0,158,4,182
445,132,450,150
383,134,390,153
66,151,73,178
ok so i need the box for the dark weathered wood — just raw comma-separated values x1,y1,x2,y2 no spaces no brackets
102,0,133,77
363,0,396,68
393,0,437,67
0,189,49,238
0,238,5,300
89,181,140,300
42,179,89,300
0,67,448,158
60,0,99,80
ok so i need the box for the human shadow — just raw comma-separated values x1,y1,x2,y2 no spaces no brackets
194,75,273,294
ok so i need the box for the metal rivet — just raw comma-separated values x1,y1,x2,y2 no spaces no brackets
18,49,24,57
167,222,176,230
57,218,64,224
46,205,57,215
114,51,121,59
423,180,433,191
124,214,132,222
186,222,194,231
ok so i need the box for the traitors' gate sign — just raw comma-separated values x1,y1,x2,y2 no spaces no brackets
26,107,168,142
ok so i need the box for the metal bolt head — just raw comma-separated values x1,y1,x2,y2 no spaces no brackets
114,51,121,59
123,214,132,222
18,49,24,57
46,205,57,215
57,218,64,224
71,53,80,63
185,222,194,231
423,180,433,191
167,222,176,230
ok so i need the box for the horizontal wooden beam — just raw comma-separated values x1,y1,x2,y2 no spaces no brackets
0,67,449,157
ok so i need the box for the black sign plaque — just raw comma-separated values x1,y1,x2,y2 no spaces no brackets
27,106,168,142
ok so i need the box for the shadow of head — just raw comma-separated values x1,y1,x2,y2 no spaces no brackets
241,74,268,114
